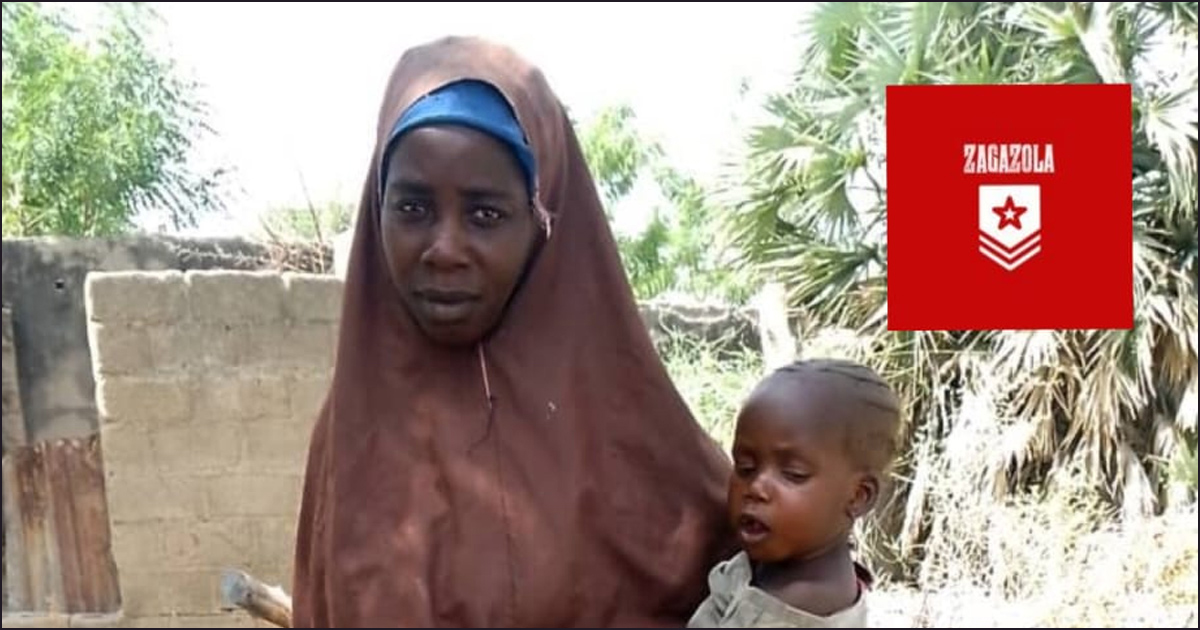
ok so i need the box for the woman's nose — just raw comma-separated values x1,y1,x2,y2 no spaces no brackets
421,219,470,268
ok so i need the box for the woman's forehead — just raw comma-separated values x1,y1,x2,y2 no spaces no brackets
372,36,567,230
377,38,550,152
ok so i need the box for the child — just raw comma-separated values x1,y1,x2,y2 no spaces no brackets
688,358,901,628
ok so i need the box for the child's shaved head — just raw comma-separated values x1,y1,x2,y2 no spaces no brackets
756,358,901,474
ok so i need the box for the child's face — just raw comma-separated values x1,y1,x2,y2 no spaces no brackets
727,379,870,564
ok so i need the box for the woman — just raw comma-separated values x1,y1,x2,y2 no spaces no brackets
293,35,734,627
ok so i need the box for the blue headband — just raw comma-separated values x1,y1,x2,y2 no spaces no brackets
380,80,537,196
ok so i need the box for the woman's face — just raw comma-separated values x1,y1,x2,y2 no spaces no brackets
380,125,538,347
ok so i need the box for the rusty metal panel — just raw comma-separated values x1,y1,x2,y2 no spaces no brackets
2,435,120,613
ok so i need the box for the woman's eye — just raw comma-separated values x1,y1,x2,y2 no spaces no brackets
471,206,506,226
387,199,431,222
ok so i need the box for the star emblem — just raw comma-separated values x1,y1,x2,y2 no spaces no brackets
992,195,1027,230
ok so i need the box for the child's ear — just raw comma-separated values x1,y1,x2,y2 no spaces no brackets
846,473,879,519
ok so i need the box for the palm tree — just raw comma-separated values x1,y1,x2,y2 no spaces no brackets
723,1,1197,581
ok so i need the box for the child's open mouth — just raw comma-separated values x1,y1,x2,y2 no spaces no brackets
737,513,770,545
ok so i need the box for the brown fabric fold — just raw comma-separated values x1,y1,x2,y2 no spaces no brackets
292,35,735,628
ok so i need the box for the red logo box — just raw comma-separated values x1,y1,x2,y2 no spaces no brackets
886,84,1133,331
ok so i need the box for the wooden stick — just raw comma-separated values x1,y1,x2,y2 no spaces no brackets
220,569,293,628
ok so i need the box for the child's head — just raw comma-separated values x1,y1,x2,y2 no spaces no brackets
728,358,901,565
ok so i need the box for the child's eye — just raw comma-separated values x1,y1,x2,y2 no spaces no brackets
734,462,756,477
782,470,810,483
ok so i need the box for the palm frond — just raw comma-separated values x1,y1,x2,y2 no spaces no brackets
1179,375,1199,432
1139,79,1199,218
803,2,868,82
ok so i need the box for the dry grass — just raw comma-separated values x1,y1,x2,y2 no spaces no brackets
659,330,763,453
661,332,1200,628
866,501,1198,627
869,502,1198,627
869,375,1198,627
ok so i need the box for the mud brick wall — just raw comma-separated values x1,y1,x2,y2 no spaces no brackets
84,271,340,627
1,236,332,448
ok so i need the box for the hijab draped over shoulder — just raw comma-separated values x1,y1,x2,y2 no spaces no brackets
292,36,734,627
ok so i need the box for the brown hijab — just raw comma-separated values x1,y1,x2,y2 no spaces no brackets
292,36,734,628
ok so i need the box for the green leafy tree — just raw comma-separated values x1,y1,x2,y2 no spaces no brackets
579,104,662,210
2,2,226,237
259,199,354,244
578,104,751,302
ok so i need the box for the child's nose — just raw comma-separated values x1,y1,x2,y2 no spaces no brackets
745,475,771,502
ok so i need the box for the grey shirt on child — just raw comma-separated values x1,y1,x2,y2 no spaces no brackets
687,552,869,628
